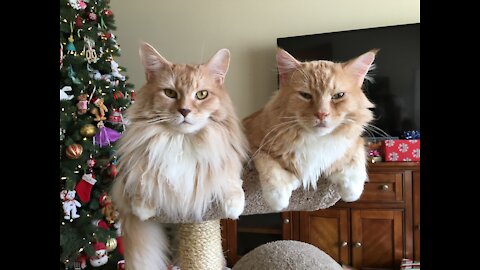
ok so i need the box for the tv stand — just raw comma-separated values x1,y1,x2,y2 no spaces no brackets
222,162,420,270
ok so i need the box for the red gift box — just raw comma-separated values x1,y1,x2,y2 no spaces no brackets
382,139,420,162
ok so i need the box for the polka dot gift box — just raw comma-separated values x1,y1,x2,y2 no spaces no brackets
381,139,420,162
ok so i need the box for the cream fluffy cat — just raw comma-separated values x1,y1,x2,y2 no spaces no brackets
243,48,376,211
111,43,248,269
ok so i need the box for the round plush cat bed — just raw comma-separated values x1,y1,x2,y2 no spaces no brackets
232,240,343,270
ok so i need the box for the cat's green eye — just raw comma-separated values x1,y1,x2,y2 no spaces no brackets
164,89,177,99
195,90,209,100
299,91,313,100
332,92,345,100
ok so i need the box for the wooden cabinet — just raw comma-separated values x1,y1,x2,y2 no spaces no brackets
412,171,420,261
299,208,350,264
299,163,419,270
222,212,294,267
222,162,420,269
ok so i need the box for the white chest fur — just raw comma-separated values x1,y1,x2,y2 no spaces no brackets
294,133,353,189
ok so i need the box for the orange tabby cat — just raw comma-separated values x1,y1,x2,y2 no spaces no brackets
111,43,248,269
243,48,376,211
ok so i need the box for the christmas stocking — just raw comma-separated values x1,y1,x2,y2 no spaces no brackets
76,173,97,203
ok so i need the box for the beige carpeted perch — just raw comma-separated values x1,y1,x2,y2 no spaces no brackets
155,162,340,223
158,163,341,270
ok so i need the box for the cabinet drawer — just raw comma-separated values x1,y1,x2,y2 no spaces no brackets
359,172,403,202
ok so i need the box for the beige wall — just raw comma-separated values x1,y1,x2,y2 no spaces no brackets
110,0,419,118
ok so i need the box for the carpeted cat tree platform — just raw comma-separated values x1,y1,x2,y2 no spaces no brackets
154,163,341,269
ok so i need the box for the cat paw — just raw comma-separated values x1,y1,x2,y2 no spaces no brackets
329,167,367,202
224,190,245,219
338,184,364,202
132,205,156,221
263,185,293,212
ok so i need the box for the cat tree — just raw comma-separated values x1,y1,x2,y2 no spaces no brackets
153,162,341,270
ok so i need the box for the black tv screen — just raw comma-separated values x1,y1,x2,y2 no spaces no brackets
277,23,420,138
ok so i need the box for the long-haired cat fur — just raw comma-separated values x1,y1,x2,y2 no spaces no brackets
111,43,248,269
243,48,377,211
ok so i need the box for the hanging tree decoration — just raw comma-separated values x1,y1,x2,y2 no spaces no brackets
109,57,126,81
68,0,87,10
87,11,97,21
90,95,108,121
60,86,75,100
89,242,109,267
66,35,76,55
107,107,123,125
75,171,97,203
65,143,83,159
60,43,64,69
67,65,82,85
94,121,121,148
75,15,83,28
83,36,98,64
76,93,89,115
66,22,77,55
60,190,81,220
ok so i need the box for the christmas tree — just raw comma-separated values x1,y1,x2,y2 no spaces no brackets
60,0,134,268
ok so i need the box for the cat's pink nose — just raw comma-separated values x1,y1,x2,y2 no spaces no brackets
178,108,191,117
314,111,329,121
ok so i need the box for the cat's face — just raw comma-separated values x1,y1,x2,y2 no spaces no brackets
276,48,375,136
135,43,231,134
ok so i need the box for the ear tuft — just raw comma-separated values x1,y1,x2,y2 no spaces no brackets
139,42,171,81
345,49,379,87
206,48,230,84
276,48,301,75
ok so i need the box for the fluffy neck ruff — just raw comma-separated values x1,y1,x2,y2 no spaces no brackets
117,120,245,221
293,130,354,189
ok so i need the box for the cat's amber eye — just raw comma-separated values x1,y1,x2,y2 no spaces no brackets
299,91,313,100
332,92,345,100
195,90,209,100
164,89,177,99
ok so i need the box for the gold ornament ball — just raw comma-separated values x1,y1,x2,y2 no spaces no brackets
80,124,97,138
106,238,117,252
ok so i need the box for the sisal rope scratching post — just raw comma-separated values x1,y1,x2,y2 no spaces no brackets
177,220,224,270
158,163,340,268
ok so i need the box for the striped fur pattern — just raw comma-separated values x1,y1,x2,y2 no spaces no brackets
111,43,248,269
243,48,377,211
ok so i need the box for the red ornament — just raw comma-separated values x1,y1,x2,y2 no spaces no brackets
103,9,113,16
100,32,112,40
76,253,87,269
108,109,123,124
108,163,117,178
65,144,83,159
92,219,109,230
87,12,97,21
130,90,135,103
75,15,83,27
117,260,125,270
113,91,124,100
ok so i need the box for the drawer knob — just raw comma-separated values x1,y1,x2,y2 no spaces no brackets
283,218,290,224
353,242,362,248
340,241,348,247
381,184,389,191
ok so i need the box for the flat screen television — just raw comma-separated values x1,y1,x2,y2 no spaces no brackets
277,23,420,139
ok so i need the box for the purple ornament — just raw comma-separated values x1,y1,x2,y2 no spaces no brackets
94,121,121,147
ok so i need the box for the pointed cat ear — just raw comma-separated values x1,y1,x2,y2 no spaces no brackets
344,49,379,87
206,48,230,85
276,48,301,84
139,42,172,81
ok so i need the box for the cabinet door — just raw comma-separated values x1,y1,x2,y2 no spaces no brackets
223,212,294,267
299,209,349,265
413,171,420,261
351,209,404,270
